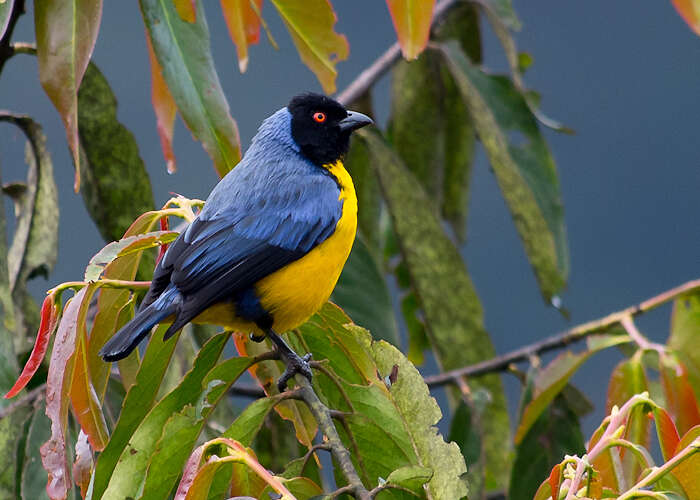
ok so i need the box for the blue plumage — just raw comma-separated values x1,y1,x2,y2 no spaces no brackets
99,108,343,360
99,93,373,390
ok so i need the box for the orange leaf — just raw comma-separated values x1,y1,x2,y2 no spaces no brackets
652,406,681,462
672,0,700,35
660,354,700,435
173,0,196,22
146,34,178,173
270,0,349,93
548,463,562,500
69,283,109,451
40,288,87,500
386,0,436,60
34,0,103,191
220,0,263,72
4,293,59,398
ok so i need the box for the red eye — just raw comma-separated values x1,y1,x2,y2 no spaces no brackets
313,112,326,123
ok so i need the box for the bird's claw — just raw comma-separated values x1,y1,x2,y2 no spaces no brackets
277,352,313,392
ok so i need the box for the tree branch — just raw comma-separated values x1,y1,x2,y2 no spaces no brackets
295,375,371,500
335,0,460,106
0,382,44,419
424,278,700,387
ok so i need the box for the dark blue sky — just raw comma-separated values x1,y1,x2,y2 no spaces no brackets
1,1,698,435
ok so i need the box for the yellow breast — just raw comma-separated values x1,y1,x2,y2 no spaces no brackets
196,160,358,333
255,160,357,332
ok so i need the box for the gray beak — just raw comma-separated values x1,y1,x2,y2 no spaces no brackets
339,111,373,132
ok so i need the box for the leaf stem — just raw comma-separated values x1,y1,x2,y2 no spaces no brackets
616,437,700,499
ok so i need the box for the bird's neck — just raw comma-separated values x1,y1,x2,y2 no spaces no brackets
322,160,356,205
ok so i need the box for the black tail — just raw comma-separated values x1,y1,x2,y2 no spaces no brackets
99,299,177,362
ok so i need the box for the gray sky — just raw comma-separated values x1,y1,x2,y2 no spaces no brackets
1,0,698,436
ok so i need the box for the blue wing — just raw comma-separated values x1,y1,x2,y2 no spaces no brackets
140,163,343,335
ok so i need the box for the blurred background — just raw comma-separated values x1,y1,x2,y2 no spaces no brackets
1,0,698,437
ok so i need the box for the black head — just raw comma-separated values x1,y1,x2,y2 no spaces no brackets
288,93,373,166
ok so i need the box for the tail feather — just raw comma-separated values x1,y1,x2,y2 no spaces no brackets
99,291,179,362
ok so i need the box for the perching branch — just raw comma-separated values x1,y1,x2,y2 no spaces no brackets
424,278,700,387
335,0,460,106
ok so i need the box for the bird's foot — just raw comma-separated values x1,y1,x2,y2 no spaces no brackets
277,352,313,392
249,332,266,343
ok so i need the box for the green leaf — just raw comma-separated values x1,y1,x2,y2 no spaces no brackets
140,0,241,177
440,41,569,301
279,305,469,498
0,404,32,498
223,394,289,447
389,52,448,203
482,0,521,30
389,3,481,242
83,230,178,282
515,332,629,444
369,333,468,498
91,324,182,499
509,385,586,500
21,405,51,500
361,129,510,490
385,0,436,60
669,291,700,401
77,62,156,244
385,465,433,492
332,236,399,345
0,114,58,322
269,0,349,93
34,0,102,190
105,338,252,500
0,0,14,41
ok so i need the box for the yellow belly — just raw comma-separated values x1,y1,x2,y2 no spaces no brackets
193,160,357,334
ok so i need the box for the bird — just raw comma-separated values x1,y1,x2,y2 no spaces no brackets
99,93,373,391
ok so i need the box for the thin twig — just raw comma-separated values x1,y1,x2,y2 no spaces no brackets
295,375,371,500
335,0,460,106
424,278,700,387
0,383,45,419
228,382,265,398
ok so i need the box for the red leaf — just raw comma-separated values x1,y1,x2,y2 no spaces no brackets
660,354,700,435
4,293,59,398
672,0,700,36
386,0,436,60
172,0,196,23
40,288,87,500
34,0,103,191
146,33,178,173
157,216,170,265
72,430,93,499
220,0,263,72
653,406,681,462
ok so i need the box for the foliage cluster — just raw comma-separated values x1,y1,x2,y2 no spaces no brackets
0,1,699,500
